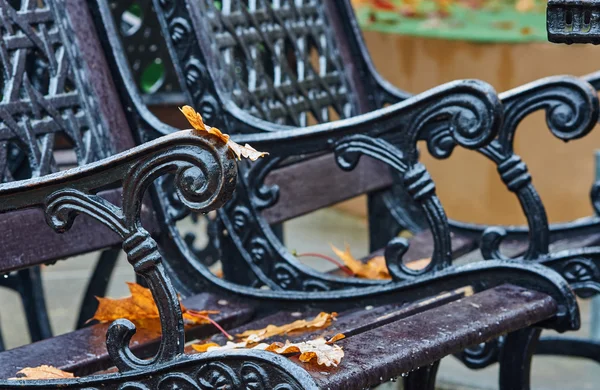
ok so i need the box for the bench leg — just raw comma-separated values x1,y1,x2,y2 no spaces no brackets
17,267,53,341
499,327,541,390
76,247,120,329
403,360,440,390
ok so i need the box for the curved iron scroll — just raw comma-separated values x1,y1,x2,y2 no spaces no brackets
214,79,501,289
2,351,317,389
0,130,236,373
473,76,599,260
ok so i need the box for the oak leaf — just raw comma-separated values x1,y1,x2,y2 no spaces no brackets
179,105,268,161
235,312,337,343
9,365,75,380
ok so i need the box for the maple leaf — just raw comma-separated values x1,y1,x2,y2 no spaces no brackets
235,312,337,343
9,365,75,380
331,245,431,279
179,105,268,161
331,244,391,280
192,334,346,367
90,282,218,328
261,335,345,367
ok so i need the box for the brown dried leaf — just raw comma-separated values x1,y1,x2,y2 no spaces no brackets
326,333,346,344
182,310,220,326
331,245,431,279
235,312,337,343
331,244,390,280
191,333,346,367
90,282,217,328
179,105,268,161
179,105,229,143
255,336,345,367
191,342,221,352
227,141,269,161
9,365,75,380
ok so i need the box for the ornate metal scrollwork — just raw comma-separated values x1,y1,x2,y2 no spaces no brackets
448,77,599,261
2,351,318,389
213,80,504,289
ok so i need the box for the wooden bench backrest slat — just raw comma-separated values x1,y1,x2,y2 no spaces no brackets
262,155,393,224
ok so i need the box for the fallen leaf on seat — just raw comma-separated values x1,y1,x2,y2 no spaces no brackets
261,336,345,367
90,282,218,328
331,245,432,279
235,312,337,343
191,334,346,367
9,365,75,380
331,244,391,280
179,105,268,161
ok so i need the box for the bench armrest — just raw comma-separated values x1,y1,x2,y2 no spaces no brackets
0,130,237,373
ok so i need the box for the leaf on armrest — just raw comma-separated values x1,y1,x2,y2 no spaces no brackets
179,105,268,161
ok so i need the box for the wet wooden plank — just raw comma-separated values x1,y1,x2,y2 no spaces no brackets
0,293,254,377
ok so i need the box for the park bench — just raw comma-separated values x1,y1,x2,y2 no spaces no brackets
105,0,600,369
0,0,585,389
89,0,600,386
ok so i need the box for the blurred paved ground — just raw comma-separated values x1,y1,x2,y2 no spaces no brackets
0,207,597,389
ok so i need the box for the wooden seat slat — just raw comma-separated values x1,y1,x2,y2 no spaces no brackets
0,293,254,378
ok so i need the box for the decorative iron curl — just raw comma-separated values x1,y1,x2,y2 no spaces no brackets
470,77,599,261
41,131,237,372
409,80,502,159
244,156,283,211
499,76,599,154
334,135,452,281
455,338,503,369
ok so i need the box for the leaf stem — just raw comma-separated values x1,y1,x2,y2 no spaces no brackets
295,252,354,276
187,310,234,340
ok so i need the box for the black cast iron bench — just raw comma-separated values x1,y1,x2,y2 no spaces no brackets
103,0,600,369
0,1,584,389
89,0,600,384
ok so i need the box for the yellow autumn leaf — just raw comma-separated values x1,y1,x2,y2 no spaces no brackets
331,244,391,280
227,142,269,161
261,336,345,367
331,244,431,279
179,105,268,161
178,106,229,143
9,365,75,380
235,312,337,343
191,334,346,367
90,282,218,328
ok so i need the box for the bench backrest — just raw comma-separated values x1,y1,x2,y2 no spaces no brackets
0,0,148,272
145,0,384,129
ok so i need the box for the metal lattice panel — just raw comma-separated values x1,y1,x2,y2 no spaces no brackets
108,0,182,102
202,0,355,126
0,0,111,182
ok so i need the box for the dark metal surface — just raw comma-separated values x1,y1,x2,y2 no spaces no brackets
547,0,600,44
106,0,183,104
